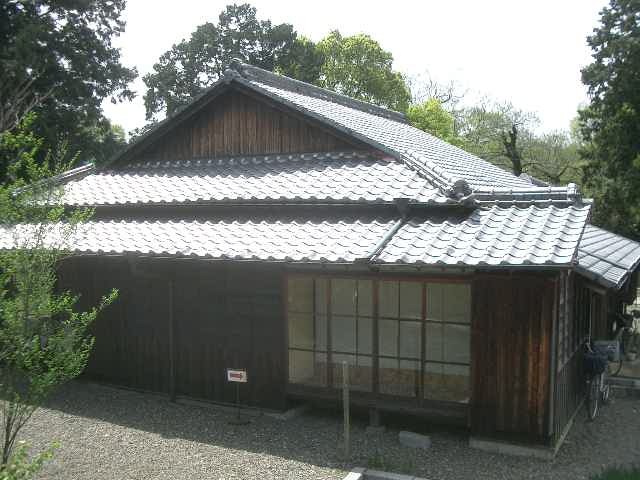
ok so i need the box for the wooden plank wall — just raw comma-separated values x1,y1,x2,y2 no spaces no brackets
135,89,359,162
173,261,285,408
57,257,287,410
471,272,556,443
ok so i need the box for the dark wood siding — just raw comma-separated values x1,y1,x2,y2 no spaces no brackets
57,257,287,410
135,89,360,162
471,272,556,443
173,262,285,409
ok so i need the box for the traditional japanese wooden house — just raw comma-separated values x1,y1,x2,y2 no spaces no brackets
11,60,640,456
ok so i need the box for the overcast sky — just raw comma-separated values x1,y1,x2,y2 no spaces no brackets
102,0,606,135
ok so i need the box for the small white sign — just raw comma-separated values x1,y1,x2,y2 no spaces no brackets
226,369,247,383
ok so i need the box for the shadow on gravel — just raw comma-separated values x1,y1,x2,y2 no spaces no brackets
37,380,640,480
41,380,455,471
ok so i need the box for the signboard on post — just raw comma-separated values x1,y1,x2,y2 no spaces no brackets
226,368,249,425
226,369,248,383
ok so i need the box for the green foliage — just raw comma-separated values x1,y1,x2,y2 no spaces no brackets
527,131,584,185
143,3,318,120
455,101,582,185
579,0,640,238
591,465,640,480
0,442,57,480
143,4,411,120
276,36,325,86
316,31,411,112
0,115,42,186
0,118,118,466
407,99,459,145
0,0,135,164
457,102,537,176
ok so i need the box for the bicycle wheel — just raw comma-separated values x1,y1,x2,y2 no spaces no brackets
587,378,599,420
600,372,611,404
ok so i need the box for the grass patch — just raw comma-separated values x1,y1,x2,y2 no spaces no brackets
592,465,640,480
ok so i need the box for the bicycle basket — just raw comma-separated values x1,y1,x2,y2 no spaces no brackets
584,350,607,375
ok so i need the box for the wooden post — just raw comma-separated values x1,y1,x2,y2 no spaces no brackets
168,278,176,402
342,361,350,459
235,382,241,422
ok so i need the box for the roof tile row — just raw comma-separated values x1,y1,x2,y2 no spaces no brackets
1,205,592,267
61,151,446,206
378,204,591,266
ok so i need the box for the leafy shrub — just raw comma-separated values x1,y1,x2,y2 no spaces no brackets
591,465,640,480
0,442,57,480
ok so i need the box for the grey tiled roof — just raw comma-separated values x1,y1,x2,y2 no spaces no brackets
1,219,395,263
376,204,592,266
1,205,592,267
577,225,640,289
97,60,584,208
9,62,600,274
113,62,568,202
247,79,532,192
226,62,536,195
61,151,447,206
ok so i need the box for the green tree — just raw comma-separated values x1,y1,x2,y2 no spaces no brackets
579,0,640,237
0,118,117,471
455,100,582,185
143,3,321,120
143,5,411,120
457,101,538,177
527,131,583,185
407,99,460,145
316,31,411,112
0,0,136,165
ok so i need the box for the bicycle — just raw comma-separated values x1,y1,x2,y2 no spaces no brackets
607,310,640,377
583,340,610,421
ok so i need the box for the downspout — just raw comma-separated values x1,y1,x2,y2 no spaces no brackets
364,198,410,263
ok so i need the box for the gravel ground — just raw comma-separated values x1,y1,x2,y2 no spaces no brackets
19,382,640,480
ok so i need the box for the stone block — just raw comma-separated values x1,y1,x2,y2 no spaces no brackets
398,431,431,450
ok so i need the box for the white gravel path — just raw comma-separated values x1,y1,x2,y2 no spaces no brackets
19,382,640,480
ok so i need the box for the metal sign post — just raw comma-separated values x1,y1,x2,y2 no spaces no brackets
226,368,249,425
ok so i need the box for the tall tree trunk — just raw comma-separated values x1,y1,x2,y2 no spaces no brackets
502,124,523,176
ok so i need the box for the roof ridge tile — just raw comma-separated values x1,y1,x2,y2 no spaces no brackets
230,60,408,123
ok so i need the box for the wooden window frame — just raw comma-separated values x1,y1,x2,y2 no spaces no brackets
285,272,472,406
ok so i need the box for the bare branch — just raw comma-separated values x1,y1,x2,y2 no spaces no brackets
407,72,467,109
0,72,55,134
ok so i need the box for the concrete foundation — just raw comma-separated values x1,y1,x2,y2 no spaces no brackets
469,437,555,460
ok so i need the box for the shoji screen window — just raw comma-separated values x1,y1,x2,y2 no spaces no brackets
378,280,423,397
287,277,328,387
424,283,471,403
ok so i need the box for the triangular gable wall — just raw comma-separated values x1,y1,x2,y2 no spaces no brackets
131,88,366,163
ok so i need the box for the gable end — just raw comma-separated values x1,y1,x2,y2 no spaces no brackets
130,88,366,164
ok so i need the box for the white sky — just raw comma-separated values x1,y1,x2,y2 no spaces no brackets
102,0,605,135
